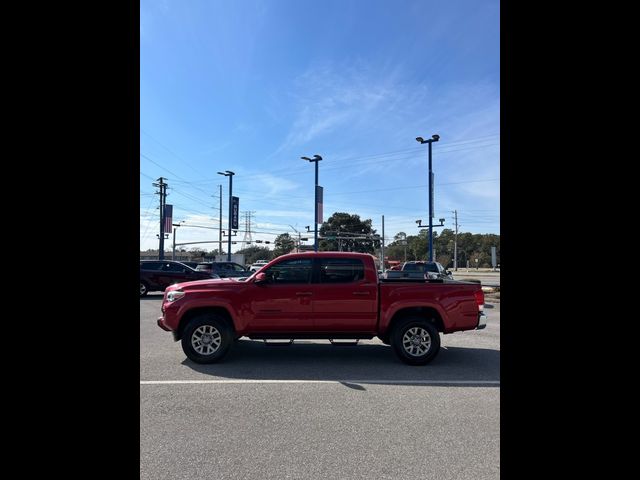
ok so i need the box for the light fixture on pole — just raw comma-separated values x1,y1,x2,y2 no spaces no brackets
415,134,440,261
301,155,322,252
416,217,445,261
217,170,235,261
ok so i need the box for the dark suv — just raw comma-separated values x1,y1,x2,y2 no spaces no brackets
140,260,219,297
195,262,249,278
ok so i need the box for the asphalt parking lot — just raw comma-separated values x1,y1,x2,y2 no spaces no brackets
140,294,500,479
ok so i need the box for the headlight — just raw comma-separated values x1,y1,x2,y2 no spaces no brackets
166,290,186,302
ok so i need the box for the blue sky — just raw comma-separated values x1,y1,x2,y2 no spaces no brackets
140,0,499,252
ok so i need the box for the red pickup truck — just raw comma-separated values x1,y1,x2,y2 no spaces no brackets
157,252,487,365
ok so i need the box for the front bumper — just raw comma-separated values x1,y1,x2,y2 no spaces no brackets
157,316,171,331
158,314,181,341
477,312,488,330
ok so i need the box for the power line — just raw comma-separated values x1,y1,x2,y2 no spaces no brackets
141,128,208,178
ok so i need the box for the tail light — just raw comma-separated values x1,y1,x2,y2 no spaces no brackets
474,289,485,311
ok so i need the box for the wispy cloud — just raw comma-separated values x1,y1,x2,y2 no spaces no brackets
247,174,299,198
254,209,310,218
269,61,414,157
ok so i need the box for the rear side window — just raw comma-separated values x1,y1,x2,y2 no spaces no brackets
162,263,186,272
141,262,162,271
318,258,365,284
403,263,422,272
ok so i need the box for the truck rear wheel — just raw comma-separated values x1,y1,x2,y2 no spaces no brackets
181,314,233,364
391,317,440,365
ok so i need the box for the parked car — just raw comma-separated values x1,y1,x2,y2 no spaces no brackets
157,252,486,365
383,261,453,280
195,262,249,278
249,259,269,272
140,260,219,297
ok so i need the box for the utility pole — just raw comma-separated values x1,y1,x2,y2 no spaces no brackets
402,233,407,263
288,225,302,253
453,210,459,271
153,177,167,260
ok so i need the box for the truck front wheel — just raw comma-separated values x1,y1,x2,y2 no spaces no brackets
391,318,440,365
181,314,233,364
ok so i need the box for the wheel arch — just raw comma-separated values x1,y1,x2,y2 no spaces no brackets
176,307,235,341
386,307,444,336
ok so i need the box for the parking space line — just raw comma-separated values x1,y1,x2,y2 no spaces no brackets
141,379,500,385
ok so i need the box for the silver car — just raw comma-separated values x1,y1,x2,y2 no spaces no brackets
249,259,269,272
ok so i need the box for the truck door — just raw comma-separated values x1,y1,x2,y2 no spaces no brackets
246,258,314,332
310,258,377,332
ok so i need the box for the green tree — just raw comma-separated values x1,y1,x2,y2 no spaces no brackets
318,212,380,253
407,231,428,260
235,245,273,265
273,233,295,257
188,247,207,260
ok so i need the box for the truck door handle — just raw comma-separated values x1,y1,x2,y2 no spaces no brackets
352,291,370,295
296,292,313,296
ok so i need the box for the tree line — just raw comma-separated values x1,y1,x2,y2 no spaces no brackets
153,211,499,268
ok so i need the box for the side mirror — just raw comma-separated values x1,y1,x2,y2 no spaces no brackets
254,272,267,284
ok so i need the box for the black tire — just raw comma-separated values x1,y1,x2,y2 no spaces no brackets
391,317,441,365
181,314,233,364
140,281,149,297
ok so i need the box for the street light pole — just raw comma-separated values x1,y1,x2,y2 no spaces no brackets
171,222,185,260
217,170,235,261
301,155,322,252
416,134,440,261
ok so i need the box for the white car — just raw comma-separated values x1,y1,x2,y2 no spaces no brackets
249,259,269,272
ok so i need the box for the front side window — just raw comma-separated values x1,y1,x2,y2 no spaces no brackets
263,259,312,284
318,258,365,284
141,262,162,271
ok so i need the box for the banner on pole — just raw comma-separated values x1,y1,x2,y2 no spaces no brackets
231,196,239,230
316,186,323,223
164,205,173,233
